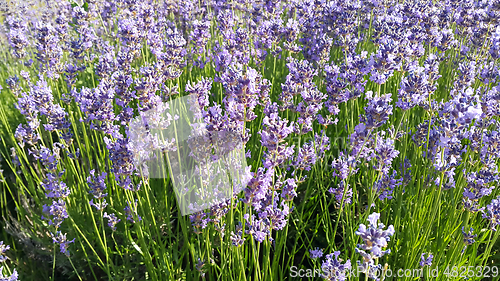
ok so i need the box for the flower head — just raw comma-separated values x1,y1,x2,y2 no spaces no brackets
482,195,500,231
420,253,433,267
51,231,75,257
355,213,395,279
320,251,351,281
309,247,324,259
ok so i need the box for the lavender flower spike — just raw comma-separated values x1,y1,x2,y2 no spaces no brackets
51,231,75,257
321,251,351,281
355,212,395,280
0,242,10,263
419,253,433,267
309,247,324,259
482,195,500,231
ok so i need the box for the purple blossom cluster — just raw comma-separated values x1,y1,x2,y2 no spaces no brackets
397,55,441,110
462,226,477,251
355,213,395,280
360,92,393,130
420,253,433,267
260,103,295,169
482,195,500,231
50,231,75,257
374,171,402,201
5,14,29,59
329,181,353,208
15,78,72,147
124,199,142,223
292,132,330,172
463,168,497,213
0,241,18,281
230,222,246,247
86,168,124,230
309,247,323,259
320,251,351,281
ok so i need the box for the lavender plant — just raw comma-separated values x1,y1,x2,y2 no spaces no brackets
0,0,498,280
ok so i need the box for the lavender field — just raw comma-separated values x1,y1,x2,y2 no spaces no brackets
0,0,499,280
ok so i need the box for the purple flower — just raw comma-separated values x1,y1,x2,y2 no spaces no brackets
29,146,60,171
189,19,211,57
104,137,136,177
124,199,142,223
482,195,500,231
95,45,118,78
230,231,245,247
374,171,402,201
185,77,212,119
74,82,116,134
42,173,70,198
280,57,318,109
260,104,295,151
257,195,290,231
50,231,75,257
243,213,270,243
360,91,393,130
324,64,350,115
219,64,268,127
242,168,272,208
115,175,141,192
368,38,401,85
212,44,233,73
281,178,298,202
16,78,51,118
282,19,301,53
43,103,71,133
6,14,29,59
294,82,326,134
89,199,108,211
189,211,210,234
348,123,374,160
489,26,500,59
462,227,477,246
399,157,412,186
157,27,187,75
320,251,351,281
0,267,18,281
463,170,495,212
103,212,121,231
111,70,135,108
331,152,358,180
292,131,330,171
260,103,295,168
6,76,20,97
119,17,143,47
134,66,164,112
397,56,440,110
196,258,206,277
42,199,69,229
0,242,10,263
329,182,353,207
455,61,477,90
372,133,400,174
87,170,108,200
293,141,318,171
420,253,433,267
355,213,395,278
230,223,246,247
309,247,324,259
33,22,63,77
14,123,40,148
19,71,29,81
